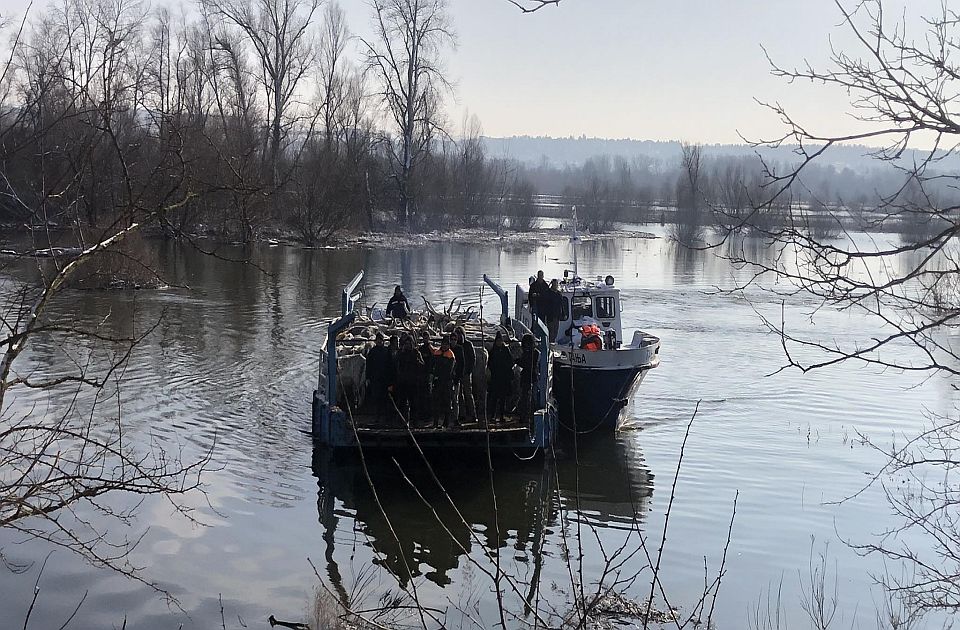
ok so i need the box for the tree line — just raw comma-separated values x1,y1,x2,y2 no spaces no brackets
514,144,960,239
5,0,946,247
0,0,547,245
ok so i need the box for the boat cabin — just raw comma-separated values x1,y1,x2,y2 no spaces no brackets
516,273,624,347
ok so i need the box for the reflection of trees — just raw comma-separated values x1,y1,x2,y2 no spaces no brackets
720,234,777,274
312,435,653,597
665,241,706,280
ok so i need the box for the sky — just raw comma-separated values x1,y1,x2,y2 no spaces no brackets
0,0,943,145
318,0,938,144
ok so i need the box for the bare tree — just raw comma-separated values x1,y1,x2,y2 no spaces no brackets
362,0,454,229
199,0,319,183
288,4,375,245
728,0,960,613
0,0,211,599
453,113,493,227
318,1,348,149
673,142,707,244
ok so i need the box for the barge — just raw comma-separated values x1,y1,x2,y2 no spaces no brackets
311,272,557,452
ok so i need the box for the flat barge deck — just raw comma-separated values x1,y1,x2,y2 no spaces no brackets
312,272,557,453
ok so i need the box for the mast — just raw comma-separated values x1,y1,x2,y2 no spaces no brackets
570,205,580,280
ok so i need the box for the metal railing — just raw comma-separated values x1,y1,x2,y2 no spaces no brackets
341,271,364,317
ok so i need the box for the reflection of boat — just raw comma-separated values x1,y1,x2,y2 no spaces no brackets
555,434,654,530
313,449,556,590
311,436,653,598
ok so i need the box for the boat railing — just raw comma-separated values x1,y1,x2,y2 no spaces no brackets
317,333,329,399
483,274,509,325
505,304,551,411
341,271,364,317
514,284,532,330
318,305,357,408
533,318,550,408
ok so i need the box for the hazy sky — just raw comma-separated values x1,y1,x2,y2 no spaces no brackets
2,0,941,144
324,0,937,144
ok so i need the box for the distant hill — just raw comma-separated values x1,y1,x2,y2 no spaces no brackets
482,135,960,174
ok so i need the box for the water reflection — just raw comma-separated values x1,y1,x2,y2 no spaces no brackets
312,435,653,598
0,233,944,630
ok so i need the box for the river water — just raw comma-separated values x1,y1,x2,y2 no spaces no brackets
0,228,950,629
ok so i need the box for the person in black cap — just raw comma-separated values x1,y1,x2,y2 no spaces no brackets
386,285,411,319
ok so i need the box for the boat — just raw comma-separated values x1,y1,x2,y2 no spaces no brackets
498,210,661,432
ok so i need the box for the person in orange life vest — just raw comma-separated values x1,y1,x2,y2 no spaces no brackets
580,324,603,351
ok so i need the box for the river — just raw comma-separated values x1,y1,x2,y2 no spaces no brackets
0,227,949,629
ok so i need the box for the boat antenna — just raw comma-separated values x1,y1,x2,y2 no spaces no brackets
570,205,581,281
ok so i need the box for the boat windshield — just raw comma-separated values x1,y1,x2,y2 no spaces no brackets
595,295,616,319
572,295,593,319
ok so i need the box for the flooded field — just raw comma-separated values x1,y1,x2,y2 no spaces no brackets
0,227,949,629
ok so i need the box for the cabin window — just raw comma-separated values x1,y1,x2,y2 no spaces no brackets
559,296,570,321
572,296,593,320
595,296,616,319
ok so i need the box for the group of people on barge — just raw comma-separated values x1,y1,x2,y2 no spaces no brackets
362,302,540,429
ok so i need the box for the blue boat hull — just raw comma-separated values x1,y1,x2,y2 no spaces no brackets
552,363,648,432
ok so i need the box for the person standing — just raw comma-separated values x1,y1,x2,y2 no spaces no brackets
365,332,393,420
528,270,550,320
393,334,423,423
418,330,435,424
431,336,457,429
451,326,476,424
516,333,540,423
543,279,564,343
388,334,400,361
487,331,514,423
386,286,411,320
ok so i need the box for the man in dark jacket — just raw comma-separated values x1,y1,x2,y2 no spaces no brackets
516,333,540,422
451,326,476,424
541,279,564,343
386,286,411,319
431,336,457,428
418,330,435,423
528,270,550,320
365,332,393,420
487,331,514,423
393,333,423,424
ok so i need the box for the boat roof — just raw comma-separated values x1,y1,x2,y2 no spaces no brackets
558,277,620,293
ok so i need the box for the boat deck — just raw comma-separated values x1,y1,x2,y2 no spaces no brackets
312,271,556,451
